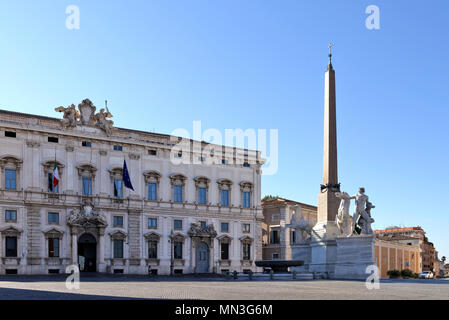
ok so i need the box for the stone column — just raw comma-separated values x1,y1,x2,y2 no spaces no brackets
71,228,78,266
98,227,105,272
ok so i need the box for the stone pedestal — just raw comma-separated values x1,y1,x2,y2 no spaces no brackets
291,243,311,272
308,221,338,276
334,234,375,280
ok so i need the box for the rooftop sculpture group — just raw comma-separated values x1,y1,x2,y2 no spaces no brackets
55,98,114,135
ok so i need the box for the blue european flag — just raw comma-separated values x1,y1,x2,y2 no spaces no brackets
122,159,134,191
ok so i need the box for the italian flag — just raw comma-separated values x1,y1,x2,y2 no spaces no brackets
52,158,59,189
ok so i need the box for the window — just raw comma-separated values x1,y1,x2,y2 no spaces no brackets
113,239,124,258
272,214,280,222
272,253,280,260
113,216,124,227
6,237,17,257
221,222,229,232
82,177,92,196
48,212,59,224
48,173,59,193
48,238,60,257
291,230,297,244
113,179,123,198
113,145,123,151
5,210,17,222
148,149,157,156
221,159,228,165
48,137,59,143
243,191,251,208
5,131,16,138
148,182,157,201
200,221,207,230
176,151,182,158
221,243,229,260
221,190,229,206
5,169,16,190
242,224,251,233
270,230,280,244
174,185,183,202
148,218,157,228
174,219,183,230
243,162,251,168
148,240,157,259
242,243,251,260
82,141,92,147
174,241,182,259
198,187,206,204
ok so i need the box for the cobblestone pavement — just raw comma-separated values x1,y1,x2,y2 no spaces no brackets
0,274,448,300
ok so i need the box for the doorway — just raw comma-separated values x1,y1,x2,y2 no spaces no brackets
78,233,97,272
196,242,209,273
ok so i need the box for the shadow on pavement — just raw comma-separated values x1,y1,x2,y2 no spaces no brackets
0,286,145,300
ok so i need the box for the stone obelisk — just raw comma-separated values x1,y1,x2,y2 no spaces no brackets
309,44,341,276
317,43,340,223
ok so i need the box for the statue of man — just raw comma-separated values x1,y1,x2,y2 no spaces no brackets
335,191,353,236
351,187,371,234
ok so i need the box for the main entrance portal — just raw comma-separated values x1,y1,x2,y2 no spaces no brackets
78,233,97,272
196,242,209,273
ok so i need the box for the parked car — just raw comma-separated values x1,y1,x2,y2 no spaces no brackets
418,271,434,279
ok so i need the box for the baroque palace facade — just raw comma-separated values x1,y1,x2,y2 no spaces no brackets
0,99,263,275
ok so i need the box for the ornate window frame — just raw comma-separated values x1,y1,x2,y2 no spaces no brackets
144,231,161,263
143,170,161,201
42,160,65,193
0,156,22,190
239,181,253,209
76,164,97,196
169,173,187,203
194,176,210,205
239,235,253,262
42,227,64,258
217,178,233,207
0,226,22,259
217,235,232,263
109,230,127,260
108,167,124,199
170,233,186,264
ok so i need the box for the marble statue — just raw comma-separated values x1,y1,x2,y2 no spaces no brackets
55,104,80,128
351,187,374,235
357,200,375,235
286,205,314,243
335,191,353,236
94,107,114,136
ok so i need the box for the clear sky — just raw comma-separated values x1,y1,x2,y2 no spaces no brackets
1,1,448,259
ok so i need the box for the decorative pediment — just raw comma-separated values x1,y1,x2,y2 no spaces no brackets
144,231,161,241
42,160,65,175
188,223,217,238
169,173,187,186
0,156,22,169
108,167,123,178
239,235,253,243
194,176,210,188
76,164,97,177
0,226,22,236
42,227,64,238
109,230,127,240
217,234,232,243
217,178,233,189
143,170,161,183
170,232,186,242
239,181,253,191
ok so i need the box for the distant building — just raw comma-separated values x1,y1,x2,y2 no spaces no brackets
261,197,317,261
375,226,437,274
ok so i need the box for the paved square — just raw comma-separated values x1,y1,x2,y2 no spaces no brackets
0,275,448,300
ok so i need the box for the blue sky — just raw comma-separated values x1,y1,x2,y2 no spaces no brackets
1,0,448,258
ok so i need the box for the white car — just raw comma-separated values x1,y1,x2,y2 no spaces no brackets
418,271,434,279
